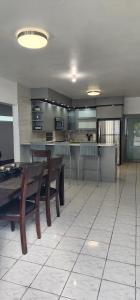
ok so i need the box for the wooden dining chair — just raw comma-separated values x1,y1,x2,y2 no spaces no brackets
31,149,51,163
46,156,63,226
31,149,51,196
30,151,63,226
0,162,45,254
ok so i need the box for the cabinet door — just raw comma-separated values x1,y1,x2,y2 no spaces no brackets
43,103,55,132
32,100,44,132
78,108,96,119
77,119,96,129
68,110,76,130
62,108,68,130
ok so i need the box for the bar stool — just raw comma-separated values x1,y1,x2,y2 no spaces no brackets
78,143,101,183
53,143,72,182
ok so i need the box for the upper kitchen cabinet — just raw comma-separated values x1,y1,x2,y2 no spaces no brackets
43,102,55,132
31,100,54,132
31,88,70,132
63,108,68,130
77,108,96,130
77,108,96,119
31,100,68,132
68,108,96,131
68,110,77,131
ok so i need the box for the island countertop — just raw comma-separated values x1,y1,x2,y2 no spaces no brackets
20,142,117,182
21,142,116,147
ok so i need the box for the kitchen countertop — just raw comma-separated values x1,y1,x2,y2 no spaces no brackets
21,142,116,147
20,142,117,182
46,143,116,147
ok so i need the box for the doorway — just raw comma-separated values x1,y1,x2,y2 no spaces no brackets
0,103,14,164
125,117,140,161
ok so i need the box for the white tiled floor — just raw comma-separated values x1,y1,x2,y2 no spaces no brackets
0,163,140,299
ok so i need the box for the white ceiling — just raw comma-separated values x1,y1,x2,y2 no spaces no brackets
0,0,140,99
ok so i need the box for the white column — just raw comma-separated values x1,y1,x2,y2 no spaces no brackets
12,104,20,162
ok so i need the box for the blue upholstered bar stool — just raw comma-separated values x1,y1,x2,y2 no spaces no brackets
78,143,101,183
53,143,72,182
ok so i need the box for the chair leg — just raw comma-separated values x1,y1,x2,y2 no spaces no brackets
56,194,60,217
35,207,41,239
46,197,51,227
19,220,27,255
10,221,15,232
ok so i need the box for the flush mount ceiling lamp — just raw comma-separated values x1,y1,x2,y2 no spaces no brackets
16,27,49,49
87,90,101,96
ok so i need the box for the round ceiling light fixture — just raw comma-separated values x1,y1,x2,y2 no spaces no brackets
16,27,49,49
87,90,101,96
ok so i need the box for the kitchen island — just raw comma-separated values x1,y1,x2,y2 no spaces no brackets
21,143,117,182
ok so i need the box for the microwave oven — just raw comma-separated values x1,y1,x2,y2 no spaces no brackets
55,117,64,130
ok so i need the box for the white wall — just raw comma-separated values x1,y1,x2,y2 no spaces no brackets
0,77,17,105
12,104,20,162
18,84,31,146
124,97,140,114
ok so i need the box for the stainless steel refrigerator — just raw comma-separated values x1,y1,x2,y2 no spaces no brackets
97,119,121,164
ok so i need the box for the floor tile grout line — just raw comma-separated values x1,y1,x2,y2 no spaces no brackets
10,175,123,298
25,181,98,300
55,182,98,246
0,167,137,299
1,276,64,299
58,181,112,299
1,264,137,300
96,163,129,299
19,181,95,300
57,181,109,299
0,180,84,273
19,180,87,299
0,172,124,296
0,180,84,299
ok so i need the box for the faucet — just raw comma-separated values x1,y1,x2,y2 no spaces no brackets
86,133,93,142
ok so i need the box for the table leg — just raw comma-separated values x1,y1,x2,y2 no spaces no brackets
59,165,64,206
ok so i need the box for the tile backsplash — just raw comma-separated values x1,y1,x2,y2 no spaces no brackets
31,132,46,143
31,130,96,143
53,131,66,141
67,131,96,142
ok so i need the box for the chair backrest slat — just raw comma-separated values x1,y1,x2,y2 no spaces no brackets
20,163,45,215
31,149,51,162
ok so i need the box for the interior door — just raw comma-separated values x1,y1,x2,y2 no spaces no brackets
98,119,121,164
126,117,140,161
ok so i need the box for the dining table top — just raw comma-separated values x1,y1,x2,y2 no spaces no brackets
0,161,65,207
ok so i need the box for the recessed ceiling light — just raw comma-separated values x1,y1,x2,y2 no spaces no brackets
72,74,77,83
87,90,101,96
16,27,49,49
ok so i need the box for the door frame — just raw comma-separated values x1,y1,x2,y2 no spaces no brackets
96,118,122,165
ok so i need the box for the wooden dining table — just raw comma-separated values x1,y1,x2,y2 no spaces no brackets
0,162,64,208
